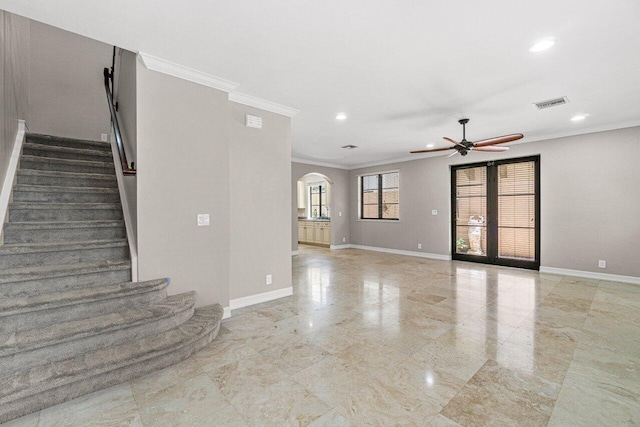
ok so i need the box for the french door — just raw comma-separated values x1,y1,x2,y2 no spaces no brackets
451,156,540,270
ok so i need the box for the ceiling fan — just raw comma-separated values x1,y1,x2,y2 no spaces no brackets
410,119,523,157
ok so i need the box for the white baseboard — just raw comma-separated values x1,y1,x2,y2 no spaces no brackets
222,306,231,319
346,244,451,261
291,250,299,256
330,244,351,250
0,120,26,232
540,266,640,286
229,286,293,310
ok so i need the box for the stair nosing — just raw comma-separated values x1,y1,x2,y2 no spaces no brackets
4,220,125,229
28,134,111,147
13,184,120,194
0,304,221,404
20,155,115,169
0,239,128,256
0,278,169,319
0,260,131,284
0,292,191,358
9,202,121,210
23,142,113,157
17,169,117,180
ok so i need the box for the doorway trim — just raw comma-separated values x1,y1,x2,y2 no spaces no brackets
450,155,541,270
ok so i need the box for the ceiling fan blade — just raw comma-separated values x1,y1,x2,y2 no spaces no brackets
472,146,509,152
443,137,465,148
447,151,459,157
473,134,523,147
410,146,455,154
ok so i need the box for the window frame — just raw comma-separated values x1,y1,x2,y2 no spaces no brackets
358,170,400,221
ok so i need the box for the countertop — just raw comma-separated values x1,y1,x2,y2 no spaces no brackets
298,218,331,222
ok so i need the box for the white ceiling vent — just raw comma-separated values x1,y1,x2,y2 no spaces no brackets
533,96,569,110
245,114,262,129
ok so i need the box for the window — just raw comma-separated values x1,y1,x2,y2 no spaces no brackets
309,183,328,218
360,171,399,220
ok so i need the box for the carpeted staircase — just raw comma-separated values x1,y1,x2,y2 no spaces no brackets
0,134,223,424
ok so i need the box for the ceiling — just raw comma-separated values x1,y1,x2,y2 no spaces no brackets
2,0,639,168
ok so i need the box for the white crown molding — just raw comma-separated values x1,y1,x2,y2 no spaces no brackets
138,52,239,93
229,286,293,310
229,92,299,118
291,157,350,170
540,266,640,286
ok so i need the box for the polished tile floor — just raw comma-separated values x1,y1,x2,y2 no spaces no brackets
6,246,639,426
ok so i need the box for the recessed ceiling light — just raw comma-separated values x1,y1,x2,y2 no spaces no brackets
529,38,556,53
570,114,588,122
335,113,347,120
426,144,435,148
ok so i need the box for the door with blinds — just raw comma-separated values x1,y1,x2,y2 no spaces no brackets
451,156,540,270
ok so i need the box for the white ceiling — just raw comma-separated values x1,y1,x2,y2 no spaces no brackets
2,0,640,168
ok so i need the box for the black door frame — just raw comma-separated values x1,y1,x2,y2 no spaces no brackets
450,155,541,270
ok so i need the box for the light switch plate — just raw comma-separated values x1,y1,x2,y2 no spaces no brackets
197,214,210,226
598,260,606,268
432,210,438,215
266,274,272,285
100,133,108,142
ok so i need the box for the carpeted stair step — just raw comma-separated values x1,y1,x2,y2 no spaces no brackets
12,185,121,204
20,155,115,175
0,292,194,376
16,169,117,188
9,202,123,222
26,134,112,152
22,142,114,163
0,261,131,298
0,278,169,335
3,220,126,244
0,239,129,270
0,304,223,424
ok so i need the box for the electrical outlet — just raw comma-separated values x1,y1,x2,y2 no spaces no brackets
418,243,422,249
343,237,346,243
266,274,272,285
339,211,342,217
100,133,108,142
598,260,606,269
197,214,210,226
432,210,438,215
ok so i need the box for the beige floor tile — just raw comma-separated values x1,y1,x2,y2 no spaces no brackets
38,384,142,427
260,335,331,374
137,374,243,427
130,357,203,405
548,364,640,426
428,414,462,427
193,338,260,373
230,378,329,427
307,409,352,427
411,341,488,382
441,360,560,427
207,351,291,406
1,412,39,427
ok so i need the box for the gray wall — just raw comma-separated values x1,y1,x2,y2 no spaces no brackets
114,48,137,240
230,103,292,299
291,162,351,251
136,62,231,308
349,126,640,277
28,20,112,141
0,11,29,195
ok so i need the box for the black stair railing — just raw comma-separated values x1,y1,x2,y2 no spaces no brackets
103,47,136,175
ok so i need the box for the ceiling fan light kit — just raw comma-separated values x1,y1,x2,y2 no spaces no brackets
410,118,523,157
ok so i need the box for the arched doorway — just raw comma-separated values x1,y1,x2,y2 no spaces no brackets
296,173,333,247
